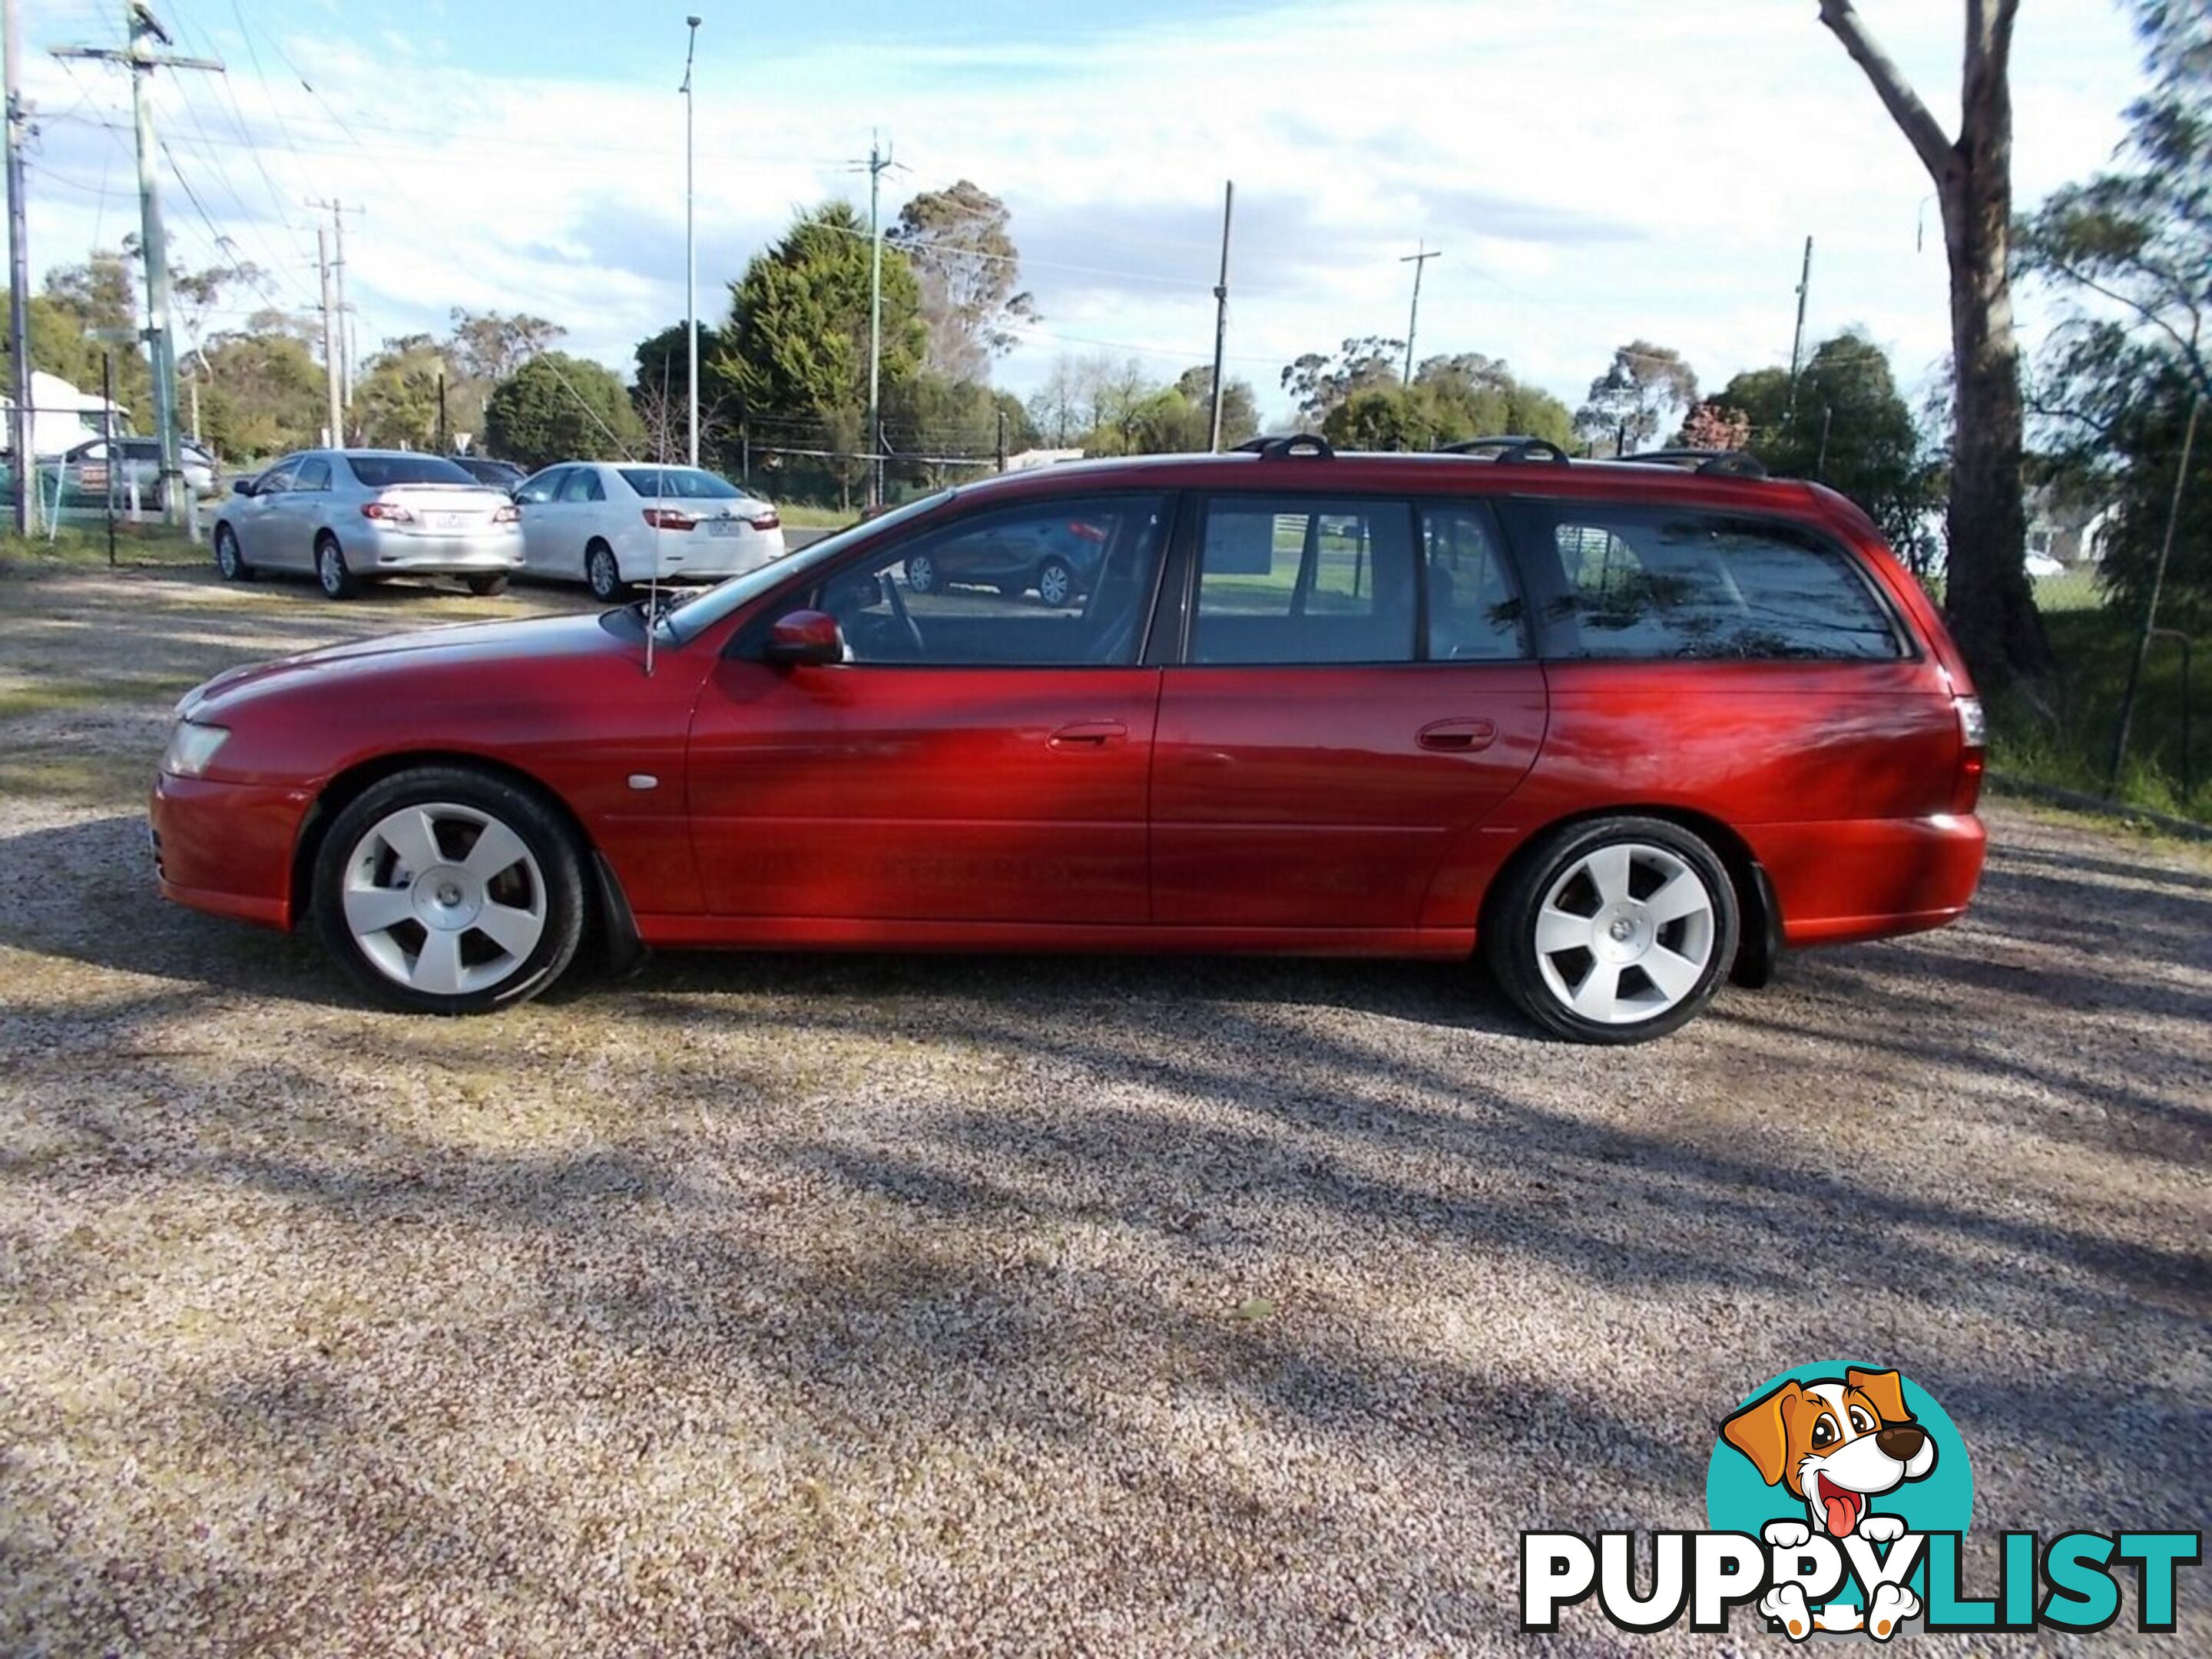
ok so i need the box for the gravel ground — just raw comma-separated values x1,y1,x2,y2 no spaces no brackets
2,568,2207,1656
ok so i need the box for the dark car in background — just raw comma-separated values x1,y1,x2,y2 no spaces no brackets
452,456,528,492
902,513,1108,608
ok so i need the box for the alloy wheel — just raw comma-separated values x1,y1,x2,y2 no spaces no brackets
1529,841,1717,1025
339,802,548,996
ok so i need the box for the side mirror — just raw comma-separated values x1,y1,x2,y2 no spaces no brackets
763,608,843,667
230,477,254,498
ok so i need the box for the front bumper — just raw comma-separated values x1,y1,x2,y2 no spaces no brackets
149,772,314,930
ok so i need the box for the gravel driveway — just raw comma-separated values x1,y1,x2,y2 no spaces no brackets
2,567,2207,1655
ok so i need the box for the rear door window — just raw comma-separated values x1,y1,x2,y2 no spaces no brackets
1191,496,1416,664
515,468,568,505
1420,503,1527,661
1508,505,1904,661
293,458,332,492
561,469,606,503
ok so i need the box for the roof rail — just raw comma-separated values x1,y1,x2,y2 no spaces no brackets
1438,435,1573,465
1236,433,1334,460
1611,448,1770,479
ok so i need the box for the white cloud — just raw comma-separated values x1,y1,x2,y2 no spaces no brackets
21,0,2141,429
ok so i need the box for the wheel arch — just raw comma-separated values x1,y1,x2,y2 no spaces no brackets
1478,803,1780,985
291,748,642,968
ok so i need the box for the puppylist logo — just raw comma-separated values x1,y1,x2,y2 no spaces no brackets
1522,1363,2200,1640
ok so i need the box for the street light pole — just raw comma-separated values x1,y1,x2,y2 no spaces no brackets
681,15,700,469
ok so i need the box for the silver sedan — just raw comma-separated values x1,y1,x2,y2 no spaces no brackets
210,450,525,600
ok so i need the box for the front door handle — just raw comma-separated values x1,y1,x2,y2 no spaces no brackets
1418,717,1498,753
1048,720,1127,750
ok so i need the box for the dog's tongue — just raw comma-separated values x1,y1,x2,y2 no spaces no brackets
1822,1488,1862,1537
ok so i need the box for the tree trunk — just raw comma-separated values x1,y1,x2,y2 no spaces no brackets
1820,0,2051,687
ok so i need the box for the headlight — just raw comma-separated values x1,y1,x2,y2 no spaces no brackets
162,720,231,777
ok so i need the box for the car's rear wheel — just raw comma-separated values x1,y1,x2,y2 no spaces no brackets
465,573,508,597
213,524,253,582
312,767,586,1015
903,551,938,594
1483,816,1737,1044
1035,557,1075,608
586,541,626,603
316,534,357,600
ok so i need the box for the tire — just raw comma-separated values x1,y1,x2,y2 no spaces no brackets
465,573,509,597
1035,557,1075,608
311,765,587,1015
213,523,253,582
903,551,938,594
1482,816,1738,1045
316,534,358,600
586,541,626,603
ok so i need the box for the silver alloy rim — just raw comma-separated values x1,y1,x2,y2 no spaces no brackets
907,554,934,591
217,531,237,575
319,544,343,593
1532,842,1715,1025
340,802,546,995
591,548,617,595
1038,562,1071,605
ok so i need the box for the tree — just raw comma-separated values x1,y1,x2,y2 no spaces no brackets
1174,365,1260,449
1674,402,1753,452
1280,336,1402,427
195,329,324,459
1323,383,1440,452
353,338,457,452
717,200,926,492
888,181,1038,382
1573,341,1698,455
632,321,737,464
1817,0,2046,683
482,352,647,472
1717,333,1942,558
1414,353,1575,446
2017,0,2211,628
448,310,565,385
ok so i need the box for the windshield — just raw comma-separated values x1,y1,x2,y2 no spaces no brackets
348,454,476,488
619,466,743,500
654,490,956,646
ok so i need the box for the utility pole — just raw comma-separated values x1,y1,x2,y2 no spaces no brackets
55,5,222,529
6,0,35,535
1207,180,1233,452
1787,235,1814,408
680,15,700,468
861,134,893,508
316,226,340,444
306,198,360,416
1399,241,1441,386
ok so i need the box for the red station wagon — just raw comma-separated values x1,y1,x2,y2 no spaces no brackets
149,435,1988,1043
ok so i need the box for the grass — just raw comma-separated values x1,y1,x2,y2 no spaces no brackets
1991,604,2207,823
0,525,205,576
774,503,862,530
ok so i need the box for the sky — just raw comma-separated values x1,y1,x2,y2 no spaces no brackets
21,0,2150,428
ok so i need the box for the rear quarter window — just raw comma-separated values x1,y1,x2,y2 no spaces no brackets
1506,504,1905,661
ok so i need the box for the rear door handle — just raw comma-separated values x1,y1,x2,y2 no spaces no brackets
1418,717,1498,753
1048,720,1127,750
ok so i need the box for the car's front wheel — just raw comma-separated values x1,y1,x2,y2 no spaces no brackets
903,551,938,594
311,767,587,1015
213,524,253,582
1035,556,1075,608
586,541,626,603
1482,816,1738,1044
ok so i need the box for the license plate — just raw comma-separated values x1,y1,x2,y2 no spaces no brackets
429,512,469,531
707,518,740,537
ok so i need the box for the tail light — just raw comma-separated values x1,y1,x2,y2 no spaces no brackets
492,504,520,525
642,508,697,531
1951,695,1986,813
1068,520,1107,543
360,501,413,523
749,510,781,531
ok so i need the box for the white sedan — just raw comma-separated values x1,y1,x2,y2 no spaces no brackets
512,462,786,601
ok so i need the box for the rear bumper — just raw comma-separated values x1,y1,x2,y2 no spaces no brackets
149,772,313,931
1747,813,1987,947
632,527,786,581
363,523,525,573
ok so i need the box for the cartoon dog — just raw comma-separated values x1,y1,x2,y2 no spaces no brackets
1722,1367,1937,1641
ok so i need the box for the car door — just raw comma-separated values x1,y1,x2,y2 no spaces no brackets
230,455,300,568
513,467,569,574
561,465,611,578
1148,494,1548,932
686,492,1172,926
